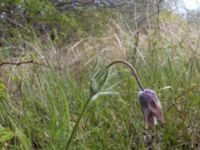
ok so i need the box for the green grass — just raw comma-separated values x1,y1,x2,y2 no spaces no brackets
0,22,200,150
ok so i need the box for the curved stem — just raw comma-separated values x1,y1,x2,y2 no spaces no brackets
107,60,144,91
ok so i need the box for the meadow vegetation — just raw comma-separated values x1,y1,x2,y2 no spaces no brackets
0,0,200,149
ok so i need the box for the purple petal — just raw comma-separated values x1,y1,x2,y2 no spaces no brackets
138,89,165,128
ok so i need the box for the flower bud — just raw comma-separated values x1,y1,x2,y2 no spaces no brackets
138,89,165,129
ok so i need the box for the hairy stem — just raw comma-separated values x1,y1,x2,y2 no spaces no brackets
107,60,144,91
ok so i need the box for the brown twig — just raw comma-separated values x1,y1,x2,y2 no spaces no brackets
0,60,63,70
0,60,34,67
174,85,197,100
167,85,197,112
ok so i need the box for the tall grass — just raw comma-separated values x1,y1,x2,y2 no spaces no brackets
0,15,200,150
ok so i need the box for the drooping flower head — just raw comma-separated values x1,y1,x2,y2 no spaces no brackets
106,60,165,129
138,89,165,129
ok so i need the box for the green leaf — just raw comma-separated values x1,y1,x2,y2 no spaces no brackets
91,91,119,101
90,58,109,94
90,58,120,100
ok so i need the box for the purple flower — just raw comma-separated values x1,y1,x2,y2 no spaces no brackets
138,89,165,129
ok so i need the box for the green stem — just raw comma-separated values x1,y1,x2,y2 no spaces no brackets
65,94,93,150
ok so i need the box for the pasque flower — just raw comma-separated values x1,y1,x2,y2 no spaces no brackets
107,60,165,129
138,89,165,129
